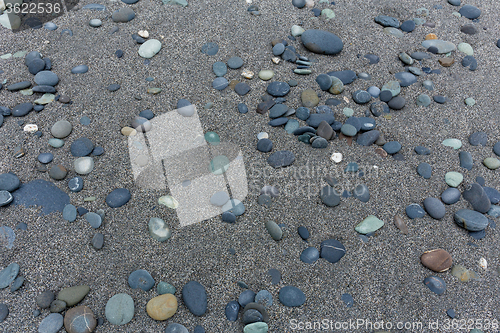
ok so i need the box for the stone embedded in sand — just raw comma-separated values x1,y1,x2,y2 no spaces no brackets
422,40,456,53
420,249,452,272
138,39,162,58
301,29,343,55
112,7,135,22
146,294,178,320
105,294,134,325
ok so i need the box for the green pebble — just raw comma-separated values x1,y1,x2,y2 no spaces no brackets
13,50,27,58
416,94,431,107
258,70,274,81
457,42,473,55
294,69,312,75
465,97,475,106
483,157,500,170
204,102,213,109
452,11,461,17
298,134,311,143
244,322,269,333
0,53,12,59
445,172,463,187
48,138,65,148
383,27,404,38
343,108,354,117
204,131,220,145
34,93,55,105
381,80,400,97
147,87,162,94
442,138,462,149
20,89,33,96
157,281,176,295
84,196,96,201
288,80,298,87
321,8,335,19
355,215,384,234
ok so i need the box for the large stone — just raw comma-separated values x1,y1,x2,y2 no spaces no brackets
420,249,452,272
138,39,161,58
300,29,343,55
112,7,135,22
146,294,177,320
63,306,96,333
57,285,90,306
454,209,489,231
182,281,207,316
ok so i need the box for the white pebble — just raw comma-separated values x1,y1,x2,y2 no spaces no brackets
23,124,38,132
479,257,487,270
257,132,268,140
330,153,342,163
138,30,149,38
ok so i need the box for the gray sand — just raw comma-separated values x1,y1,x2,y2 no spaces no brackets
0,0,499,332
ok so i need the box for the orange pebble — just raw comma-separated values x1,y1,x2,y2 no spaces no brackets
425,33,438,40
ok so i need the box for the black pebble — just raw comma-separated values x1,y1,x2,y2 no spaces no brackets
427,46,438,54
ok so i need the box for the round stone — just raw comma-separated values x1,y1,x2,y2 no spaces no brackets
316,74,332,91
112,7,135,22
149,218,171,242
70,138,94,157
417,163,432,179
227,57,244,69
340,124,357,137
34,71,59,86
146,294,177,321
257,139,273,152
71,65,89,74
301,29,343,55
49,165,67,180
416,94,431,107
423,197,446,219
48,138,65,148
424,276,446,295
267,150,295,168
105,294,134,325
329,76,344,94
454,209,489,231
63,306,96,333
39,313,64,333
201,42,219,55
51,120,72,138
85,212,102,229
212,62,227,77
320,239,345,263
352,90,371,104
165,323,189,333
157,282,176,295
213,77,228,90
139,39,162,59
74,157,94,175
254,290,273,307
484,157,500,170
278,286,305,307
258,70,274,81
234,82,251,96
106,188,131,208
89,19,102,27
37,153,54,164
300,247,319,264
63,204,77,222
388,96,406,110
267,82,290,97
68,177,84,192
128,269,155,291
459,4,481,19
441,188,461,204
272,43,285,56
445,172,463,187
421,249,452,272
383,141,402,154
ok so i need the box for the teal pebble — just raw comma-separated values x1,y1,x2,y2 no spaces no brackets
157,281,176,295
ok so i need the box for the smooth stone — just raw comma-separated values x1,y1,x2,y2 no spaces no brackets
278,286,305,307
242,309,263,325
417,163,432,179
258,70,274,81
445,171,463,187
157,282,176,295
148,218,171,242
89,19,102,27
212,77,228,90
442,188,461,204
484,187,500,204
74,157,94,175
139,39,162,59
306,114,335,128
243,322,268,333
463,183,491,213
285,119,299,134
70,138,94,157
91,233,104,249
400,20,415,32
488,205,500,218
328,76,344,94
182,281,207,316
57,285,89,306
238,103,248,114
50,300,66,313
200,42,218,55
269,104,288,118
222,210,238,222
272,43,285,56
51,120,72,138
165,323,189,333
254,290,272,307
10,275,24,291
212,62,227,76
265,221,282,241
387,96,406,110
424,276,446,295
462,55,477,71
381,81,401,97
320,239,345,263
34,71,59,86
105,293,134,325
465,97,476,106
0,173,20,192
459,4,480,19
34,93,55,105
394,215,408,234
357,130,380,146
311,137,328,148
316,121,333,140
7,81,31,91
469,132,487,146
63,306,96,333
301,89,319,107
106,188,131,208
292,0,306,8
268,117,288,127
28,58,46,75
352,90,371,104
112,7,135,22
448,0,460,5
395,72,417,87
0,263,19,289
84,213,102,229
383,27,404,37
458,42,473,55
374,15,400,27
44,22,58,30
383,141,401,154
421,40,456,53
37,291,55,308
416,94,431,107
146,294,177,321
433,95,447,104
316,74,332,91
461,23,477,34
68,177,84,192
406,203,426,219
423,197,446,219
239,290,256,308
421,249,452,272
63,204,77,222
300,29,343,55
442,138,462,149
0,303,7,322
454,209,488,231
484,157,500,170
320,185,340,207
38,313,64,333
267,151,294,168
71,65,89,74
210,191,230,206
327,70,356,84
299,247,320,264
225,301,239,321
257,139,273,153
355,215,383,234
128,270,154,291
32,85,56,93
221,199,245,216
227,57,244,69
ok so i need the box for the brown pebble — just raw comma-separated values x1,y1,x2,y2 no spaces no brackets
229,80,239,90
425,33,438,40
393,215,408,234
438,57,454,67
420,249,452,272
271,39,281,47
375,148,387,158
64,306,96,333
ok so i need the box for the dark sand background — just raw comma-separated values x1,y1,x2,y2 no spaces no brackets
0,0,499,331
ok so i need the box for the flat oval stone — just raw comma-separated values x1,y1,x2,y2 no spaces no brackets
51,120,72,138
139,39,162,58
227,57,243,69
112,7,135,22
383,141,402,154
421,40,456,53
352,90,371,104
70,138,94,157
417,163,432,179
63,204,77,222
239,290,256,307
212,62,227,76
182,281,207,316
68,177,83,192
242,309,263,325
0,263,19,288
463,183,491,213
353,184,370,202
37,152,53,164
210,191,230,206
0,174,20,192
91,233,103,249
301,29,343,55
201,42,218,55
423,197,445,219
257,139,273,153
266,82,290,97
57,285,90,306
394,215,408,234
165,323,189,333
484,187,500,204
89,19,102,27
243,322,268,333
63,305,96,333
493,141,500,156
12,102,33,117
406,203,426,219
459,4,480,19
278,286,305,307
49,165,68,180
320,239,345,263
395,72,417,87
421,249,452,272
306,114,335,128
387,96,406,110
254,290,272,307
269,104,288,118
355,215,383,234
39,313,64,333
265,221,282,241
48,138,65,148
424,276,446,295
455,209,489,231
442,138,462,149
320,185,340,207
258,70,274,81
212,77,228,90
267,150,294,168
105,293,134,325
484,157,500,170
459,151,473,170
441,188,461,204
106,188,131,208
146,294,177,321
34,71,59,86
128,269,154,291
